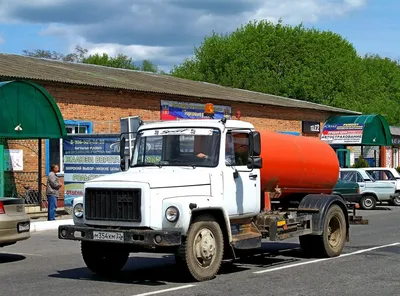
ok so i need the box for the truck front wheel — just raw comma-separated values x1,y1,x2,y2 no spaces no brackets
178,215,224,281
300,204,346,258
81,241,129,276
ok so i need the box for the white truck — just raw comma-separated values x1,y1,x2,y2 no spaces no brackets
59,105,353,281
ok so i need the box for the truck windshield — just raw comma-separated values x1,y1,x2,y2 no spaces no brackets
130,127,221,168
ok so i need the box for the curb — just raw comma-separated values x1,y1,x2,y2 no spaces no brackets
30,219,73,233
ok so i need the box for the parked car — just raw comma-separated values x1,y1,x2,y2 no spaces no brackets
339,168,399,210
364,167,400,206
333,178,362,205
0,197,30,247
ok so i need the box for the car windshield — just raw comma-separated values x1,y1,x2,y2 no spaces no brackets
130,127,221,168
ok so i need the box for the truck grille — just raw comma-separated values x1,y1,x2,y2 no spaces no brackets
84,188,141,222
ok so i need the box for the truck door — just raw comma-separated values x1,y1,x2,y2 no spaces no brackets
222,131,260,217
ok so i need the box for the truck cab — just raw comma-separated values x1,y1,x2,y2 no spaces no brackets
59,105,351,282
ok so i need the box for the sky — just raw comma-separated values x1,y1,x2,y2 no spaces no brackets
0,0,398,72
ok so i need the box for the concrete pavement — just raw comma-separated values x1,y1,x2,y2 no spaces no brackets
1,205,400,296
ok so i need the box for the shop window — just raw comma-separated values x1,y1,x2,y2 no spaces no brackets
46,121,92,174
225,132,249,166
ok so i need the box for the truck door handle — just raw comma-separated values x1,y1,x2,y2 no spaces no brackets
249,173,258,179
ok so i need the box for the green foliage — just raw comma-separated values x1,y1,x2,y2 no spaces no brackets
351,156,370,168
23,45,88,63
82,53,138,70
171,19,400,125
22,45,161,73
396,166,400,174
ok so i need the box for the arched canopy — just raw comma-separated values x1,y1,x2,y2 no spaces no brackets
0,80,66,139
321,114,392,146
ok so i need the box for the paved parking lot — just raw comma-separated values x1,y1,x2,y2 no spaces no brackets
1,206,400,296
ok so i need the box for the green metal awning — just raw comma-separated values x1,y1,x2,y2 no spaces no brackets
320,114,392,146
0,80,66,139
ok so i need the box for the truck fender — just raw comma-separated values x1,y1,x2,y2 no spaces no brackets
299,194,349,239
190,207,232,244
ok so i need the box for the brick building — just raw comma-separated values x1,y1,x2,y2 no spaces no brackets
0,53,359,206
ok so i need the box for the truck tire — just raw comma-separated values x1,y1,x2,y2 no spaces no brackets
360,195,376,210
81,241,129,276
178,214,224,282
300,204,346,258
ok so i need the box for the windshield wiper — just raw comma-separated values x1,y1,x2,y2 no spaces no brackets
133,162,163,168
168,159,196,168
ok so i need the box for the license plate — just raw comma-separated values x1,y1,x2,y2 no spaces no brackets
18,222,30,233
93,231,124,242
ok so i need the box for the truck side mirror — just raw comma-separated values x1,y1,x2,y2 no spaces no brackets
249,131,261,156
120,158,126,171
247,156,262,169
120,137,127,171
120,137,126,159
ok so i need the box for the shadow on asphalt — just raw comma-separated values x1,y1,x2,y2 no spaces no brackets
0,253,26,264
366,206,392,211
48,242,305,285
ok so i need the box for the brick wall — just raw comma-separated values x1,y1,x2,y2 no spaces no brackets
3,82,339,206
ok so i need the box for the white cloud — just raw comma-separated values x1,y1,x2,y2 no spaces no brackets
0,0,368,70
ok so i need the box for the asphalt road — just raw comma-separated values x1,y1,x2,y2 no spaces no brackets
1,205,400,296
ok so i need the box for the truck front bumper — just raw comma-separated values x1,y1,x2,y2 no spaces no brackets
58,224,182,247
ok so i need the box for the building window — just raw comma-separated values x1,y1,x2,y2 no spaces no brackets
46,121,92,174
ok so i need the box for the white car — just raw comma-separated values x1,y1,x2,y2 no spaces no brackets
363,167,400,206
339,168,399,210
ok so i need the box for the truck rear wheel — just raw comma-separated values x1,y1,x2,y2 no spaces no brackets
178,215,224,282
300,204,346,258
81,241,129,276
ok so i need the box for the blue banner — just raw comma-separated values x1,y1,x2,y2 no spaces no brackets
63,136,120,207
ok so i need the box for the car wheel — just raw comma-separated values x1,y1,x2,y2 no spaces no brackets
360,195,376,210
391,195,400,206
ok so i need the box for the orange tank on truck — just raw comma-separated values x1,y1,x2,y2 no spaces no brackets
255,131,339,197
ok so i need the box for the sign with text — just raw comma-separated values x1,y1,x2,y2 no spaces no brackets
320,123,365,144
63,135,120,207
161,100,232,120
4,149,23,171
392,136,400,146
302,121,320,134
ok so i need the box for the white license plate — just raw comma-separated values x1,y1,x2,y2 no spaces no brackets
93,231,124,242
18,222,30,232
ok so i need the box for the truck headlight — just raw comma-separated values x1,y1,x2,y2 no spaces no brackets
165,206,179,222
74,203,84,218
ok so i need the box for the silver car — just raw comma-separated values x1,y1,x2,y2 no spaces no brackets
0,197,31,247
339,168,399,210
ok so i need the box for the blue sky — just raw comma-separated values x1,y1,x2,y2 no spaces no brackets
0,0,398,72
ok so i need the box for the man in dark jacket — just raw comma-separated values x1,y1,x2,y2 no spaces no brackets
46,164,62,221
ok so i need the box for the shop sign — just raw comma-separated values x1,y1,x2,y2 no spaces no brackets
320,123,365,144
63,135,120,207
302,121,320,134
160,100,232,120
392,136,400,145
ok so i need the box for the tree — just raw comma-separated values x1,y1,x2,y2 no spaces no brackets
81,53,139,70
22,45,88,63
22,45,161,73
171,19,400,125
